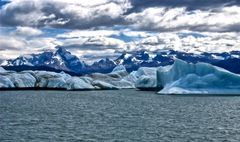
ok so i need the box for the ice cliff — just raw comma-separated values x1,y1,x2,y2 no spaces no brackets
157,59,240,94
0,65,138,90
1,59,240,94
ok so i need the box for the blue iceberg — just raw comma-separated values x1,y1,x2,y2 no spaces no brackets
157,59,240,94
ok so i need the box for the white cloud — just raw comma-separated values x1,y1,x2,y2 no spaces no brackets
0,0,132,29
0,36,26,51
57,30,120,38
1,27,240,62
0,35,61,59
125,6,240,32
13,26,43,37
57,28,155,40
61,36,126,51
125,32,240,54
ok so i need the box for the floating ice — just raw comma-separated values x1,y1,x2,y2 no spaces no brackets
134,67,157,90
157,59,240,94
7,72,36,88
0,67,6,73
66,77,95,90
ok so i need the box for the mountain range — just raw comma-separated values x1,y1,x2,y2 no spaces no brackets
1,47,240,75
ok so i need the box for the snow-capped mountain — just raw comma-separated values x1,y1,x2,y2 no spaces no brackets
115,49,240,73
87,58,116,74
2,47,86,73
1,47,240,74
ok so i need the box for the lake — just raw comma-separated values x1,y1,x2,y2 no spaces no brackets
1,90,240,142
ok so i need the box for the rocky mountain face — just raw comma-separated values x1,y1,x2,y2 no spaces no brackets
2,47,240,75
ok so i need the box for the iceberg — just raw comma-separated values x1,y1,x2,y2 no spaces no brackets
66,77,95,90
87,65,135,89
157,59,240,94
0,75,15,88
2,58,239,94
92,80,118,90
33,71,71,89
135,75,157,91
7,72,36,88
112,65,126,72
133,67,158,90
0,67,6,73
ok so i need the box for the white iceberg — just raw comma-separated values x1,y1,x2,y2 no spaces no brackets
112,65,126,72
92,80,118,90
157,59,240,94
79,76,93,84
0,67,6,73
66,77,95,90
34,71,71,89
135,75,157,90
6,72,36,88
0,75,15,88
88,66,135,89
133,67,158,90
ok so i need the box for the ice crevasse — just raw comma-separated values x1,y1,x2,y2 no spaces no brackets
157,59,240,94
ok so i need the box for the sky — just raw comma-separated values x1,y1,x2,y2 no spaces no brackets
0,0,240,63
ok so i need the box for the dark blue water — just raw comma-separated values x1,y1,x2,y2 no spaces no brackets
1,90,240,142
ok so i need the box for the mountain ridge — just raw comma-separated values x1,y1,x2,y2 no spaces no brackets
2,47,240,75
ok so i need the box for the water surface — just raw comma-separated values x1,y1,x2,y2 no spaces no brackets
1,90,240,142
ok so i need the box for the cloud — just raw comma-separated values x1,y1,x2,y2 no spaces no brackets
55,32,126,62
0,0,131,29
125,6,240,32
0,35,61,59
1,28,240,62
0,36,26,51
60,37,123,63
12,26,43,37
1,0,240,63
125,31,240,54
56,28,154,39
1,0,240,33
57,30,120,38
60,36,126,52
129,0,240,12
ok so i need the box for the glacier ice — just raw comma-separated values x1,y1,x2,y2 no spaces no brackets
7,72,36,88
135,67,157,77
92,80,118,90
86,66,135,89
66,77,95,90
135,75,157,90
46,77,67,89
0,75,15,88
133,67,158,90
157,59,240,94
112,65,126,72
34,71,71,88
0,67,6,73
2,58,240,94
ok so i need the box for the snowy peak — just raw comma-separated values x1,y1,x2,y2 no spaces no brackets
1,55,34,66
54,46,86,72
2,47,86,73
55,46,75,61
135,50,149,60
116,51,151,65
88,58,116,73
2,47,240,75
